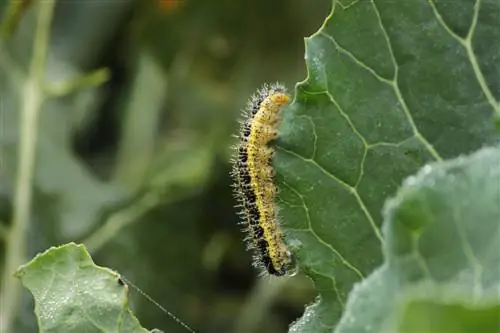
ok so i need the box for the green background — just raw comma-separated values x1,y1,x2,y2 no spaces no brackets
0,0,328,332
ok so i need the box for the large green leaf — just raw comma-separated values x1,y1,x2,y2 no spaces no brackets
15,243,156,333
334,145,500,333
275,0,499,331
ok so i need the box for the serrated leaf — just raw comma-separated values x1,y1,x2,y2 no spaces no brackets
334,146,500,333
15,243,155,333
275,0,500,331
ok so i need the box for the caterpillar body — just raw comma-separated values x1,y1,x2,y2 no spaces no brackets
231,83,297,277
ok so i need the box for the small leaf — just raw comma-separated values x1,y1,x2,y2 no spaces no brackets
16,243,155,333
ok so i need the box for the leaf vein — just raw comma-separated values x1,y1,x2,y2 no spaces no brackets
366,135,415,149
278,147,383,245
428,0,499,117
412,234,435,280
310,266,346,308
371,0,443,162
281,180,365,279
322,88,368,186
451,209,484,297
427,0,467,43
319,31,393,83
466,0,500,115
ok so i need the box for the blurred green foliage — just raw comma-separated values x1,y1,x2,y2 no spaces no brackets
0,0,327,332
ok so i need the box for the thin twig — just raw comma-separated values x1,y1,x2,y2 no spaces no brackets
0,1,55,331
43,67,111,97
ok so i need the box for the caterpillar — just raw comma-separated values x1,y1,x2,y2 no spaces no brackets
231,83,297,277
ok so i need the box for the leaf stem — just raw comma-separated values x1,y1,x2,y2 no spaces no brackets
43,67,111,97
0,1,55,331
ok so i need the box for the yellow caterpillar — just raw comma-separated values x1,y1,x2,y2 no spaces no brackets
231,83,297,276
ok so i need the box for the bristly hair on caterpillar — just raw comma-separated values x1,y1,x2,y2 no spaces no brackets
230,82,298,277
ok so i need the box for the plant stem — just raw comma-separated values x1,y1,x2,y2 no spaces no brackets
0,1,55,331
84,193,160,253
